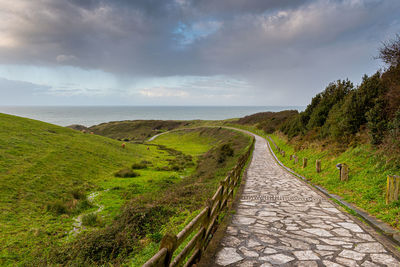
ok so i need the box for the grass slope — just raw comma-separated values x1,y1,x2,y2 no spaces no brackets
0,113,166,264
0,113,252,266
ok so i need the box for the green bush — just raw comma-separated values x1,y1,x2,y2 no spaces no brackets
46,201,68,215
114,168,140,178
131,162,148,169
82,213,99,227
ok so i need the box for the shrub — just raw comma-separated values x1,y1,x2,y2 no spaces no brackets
218,143,234,163
46,201,68,215
131,162,148,169
70,189,85,200
114,168,140,178
82,213,100,227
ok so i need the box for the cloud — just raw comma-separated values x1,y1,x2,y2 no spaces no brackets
56,54,77,63
139,87,189,97
0,0,399,105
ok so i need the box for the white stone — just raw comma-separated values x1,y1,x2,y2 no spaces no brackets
221,236,242,247
215,247,244,266
260,254,295,264
370,253,400,266
293,250,320,260
247,238,261,248
316,245,341,251
239,247,259,257
322,260,345,267
260,263,272,267
356,233,375,241
336,257,358,267
296,261,318,267
259,211,277,216
361,261,379,267
337,222,364,233
354,242,386,253
338,250,365,260
234,217,257,225
303,228,333,237
263,247,277,254
332,228,352,237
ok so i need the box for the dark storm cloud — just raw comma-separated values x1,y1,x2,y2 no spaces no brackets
0,0,400,105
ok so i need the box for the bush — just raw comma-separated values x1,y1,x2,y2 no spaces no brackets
46,201,68,215
131,162,148,169
114,168,140,178
70,189,85,200
218,143,234,163
82,213,100,227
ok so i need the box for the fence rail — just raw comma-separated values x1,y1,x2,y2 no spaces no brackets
143,137,255,267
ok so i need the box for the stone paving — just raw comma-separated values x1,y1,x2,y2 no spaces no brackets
214,134,400,267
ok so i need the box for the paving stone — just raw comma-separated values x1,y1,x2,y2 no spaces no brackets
263,247,277,254
361,261,379,267
303,228,333,237
336,257,358,267
260,254,295,264
322,260,345,267
295,261,318,267
338,249,365,260
370,253,400,266
332,228,352,237
337,222,364,233
293,250,320,260
247,238,261,248
354,242,387,253
239,247,259,258
215,247,243,266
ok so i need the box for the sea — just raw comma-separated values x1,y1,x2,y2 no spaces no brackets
0,106,304,127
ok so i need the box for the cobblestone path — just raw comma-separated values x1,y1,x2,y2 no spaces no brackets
214,133,400,267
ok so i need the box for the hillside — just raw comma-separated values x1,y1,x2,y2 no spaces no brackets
0,113,252,265
0,113,155,264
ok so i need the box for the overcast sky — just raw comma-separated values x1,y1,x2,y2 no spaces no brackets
0,0,399,106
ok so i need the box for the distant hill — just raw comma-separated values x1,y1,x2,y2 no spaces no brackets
89,120,191,142
235,110,298,133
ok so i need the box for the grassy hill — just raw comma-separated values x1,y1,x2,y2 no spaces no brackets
0,113,159,264
0,113,252,265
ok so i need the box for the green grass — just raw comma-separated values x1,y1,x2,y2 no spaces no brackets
0,113,252,266
0,113,183,265
267,132,400,231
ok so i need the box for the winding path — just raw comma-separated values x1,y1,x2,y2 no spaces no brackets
213,132,400,266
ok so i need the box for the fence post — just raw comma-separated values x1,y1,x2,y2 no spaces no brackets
160,234,177,266
294,156,298,164
282,151,285,157
340,163,349,181
316,160,321,173
290,155,293,160
386,175,400,204
303,158,308,168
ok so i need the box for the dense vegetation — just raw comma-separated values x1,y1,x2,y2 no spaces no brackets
0,114,251,266
279,35,400,165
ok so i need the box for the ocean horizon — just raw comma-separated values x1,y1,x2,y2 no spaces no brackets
0,105,304,127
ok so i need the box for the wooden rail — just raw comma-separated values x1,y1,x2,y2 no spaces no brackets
143,137,255,267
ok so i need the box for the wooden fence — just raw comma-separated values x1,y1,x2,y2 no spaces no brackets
143,137,255,267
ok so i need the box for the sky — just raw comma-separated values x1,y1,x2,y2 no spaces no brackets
0,0,399,106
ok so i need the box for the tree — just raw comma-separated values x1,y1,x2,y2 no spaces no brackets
378,34,400,67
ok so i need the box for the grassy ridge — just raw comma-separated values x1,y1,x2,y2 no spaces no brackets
0,113,178,264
